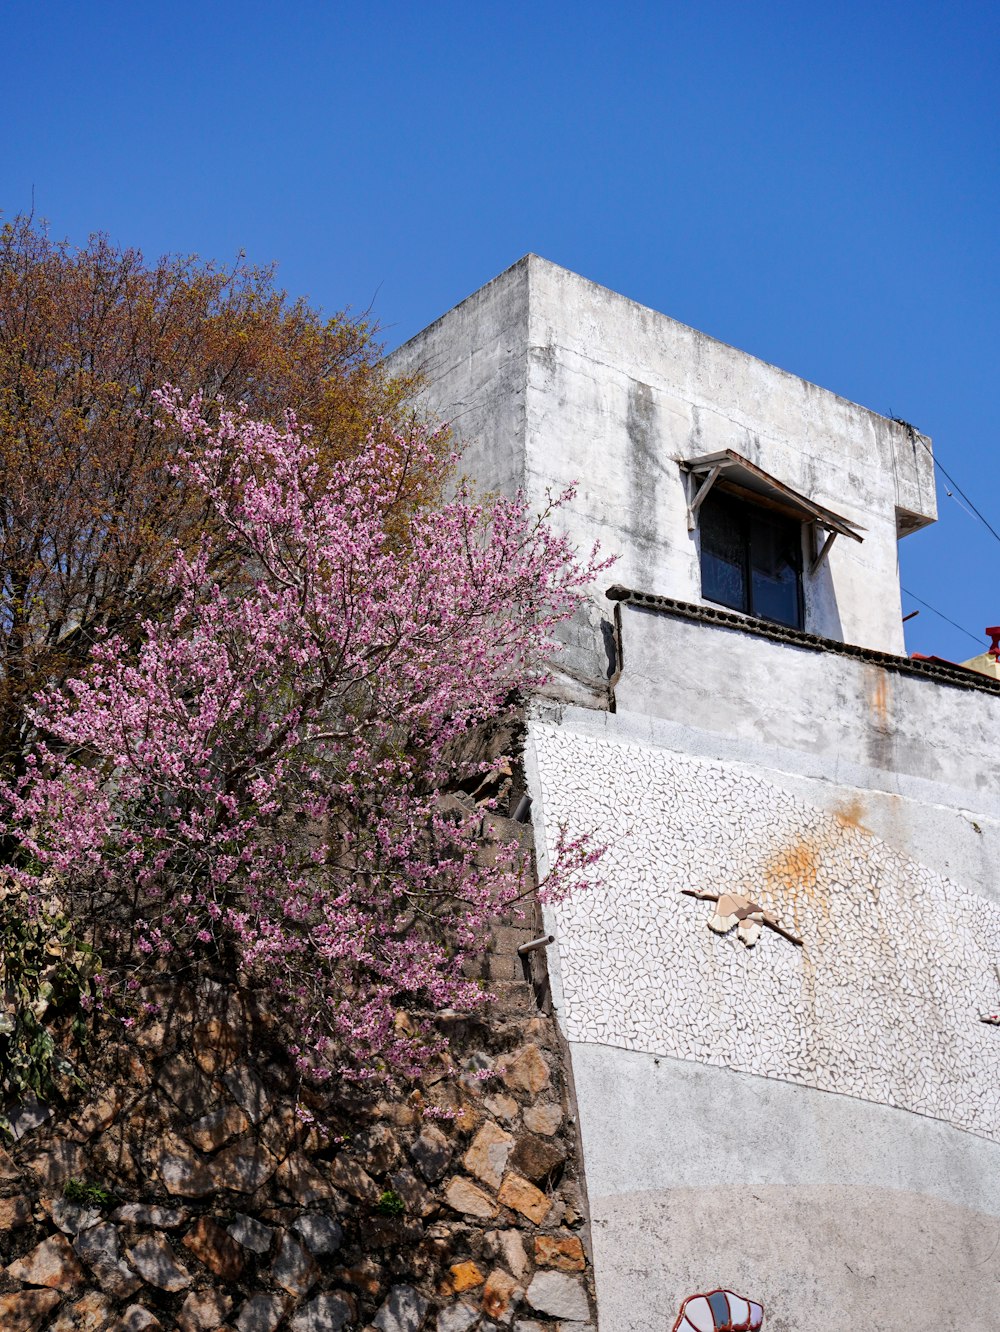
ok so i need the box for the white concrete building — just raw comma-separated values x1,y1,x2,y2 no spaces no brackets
389,258,1000,1330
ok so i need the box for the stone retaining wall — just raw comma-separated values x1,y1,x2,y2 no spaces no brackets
0,815,597,1332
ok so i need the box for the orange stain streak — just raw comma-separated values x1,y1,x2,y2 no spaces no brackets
833,796,868,831
869,670,891,729
759,837,825,937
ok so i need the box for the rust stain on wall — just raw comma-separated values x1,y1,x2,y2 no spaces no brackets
761,839,821,932
756,804,883,944
869,671,890,728
757,833,835,940
834,796,869,832
764,841,820,895
753,835,830,1022
864,665,896,771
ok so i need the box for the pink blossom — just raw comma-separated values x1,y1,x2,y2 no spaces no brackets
0,392,609,1085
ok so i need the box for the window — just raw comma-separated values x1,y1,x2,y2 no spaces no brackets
683,448,864,632
699,488,804,629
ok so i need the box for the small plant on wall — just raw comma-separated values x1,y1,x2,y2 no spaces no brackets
0,878,100,1134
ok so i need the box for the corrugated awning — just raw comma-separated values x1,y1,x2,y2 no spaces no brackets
680,449,865,543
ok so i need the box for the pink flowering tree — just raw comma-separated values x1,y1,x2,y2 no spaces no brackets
1,392,606,1085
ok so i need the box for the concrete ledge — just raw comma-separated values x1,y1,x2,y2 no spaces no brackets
607,587,999,695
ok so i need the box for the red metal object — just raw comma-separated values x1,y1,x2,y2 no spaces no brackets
986,626,1000,661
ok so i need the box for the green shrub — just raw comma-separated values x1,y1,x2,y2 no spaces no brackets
63,1177,117,1209
376,1189,406,1215
0,879,100,1135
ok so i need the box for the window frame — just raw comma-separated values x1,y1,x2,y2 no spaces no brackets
681,449,865,635
697,481,807,630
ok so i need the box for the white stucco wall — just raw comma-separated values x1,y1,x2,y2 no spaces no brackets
523,610,1000,1331
388,256,936,688
387,261,530,501
390,259,970,1329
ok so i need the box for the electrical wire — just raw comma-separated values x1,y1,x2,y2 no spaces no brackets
890,427,995,651
911,432,1000,547
944,489,987,526
900,586,986,651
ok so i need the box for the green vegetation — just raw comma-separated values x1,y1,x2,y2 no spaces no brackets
0,881,100,1134
376,1188,406,1216
63,1177,117,1209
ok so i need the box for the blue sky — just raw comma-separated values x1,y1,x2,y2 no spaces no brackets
5,1,998,661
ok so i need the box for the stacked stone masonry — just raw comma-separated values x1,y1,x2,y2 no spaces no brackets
0,814,596,1332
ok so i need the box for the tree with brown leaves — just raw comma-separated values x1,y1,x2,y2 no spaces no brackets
0,214,423,772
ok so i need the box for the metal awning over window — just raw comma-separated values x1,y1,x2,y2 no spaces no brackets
680,449,865,574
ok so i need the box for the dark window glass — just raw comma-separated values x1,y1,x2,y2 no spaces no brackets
700,497,746,611
749,513,802,627
699,490,803,629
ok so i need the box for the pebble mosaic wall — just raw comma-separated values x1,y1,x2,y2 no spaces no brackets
531,722,1000,1143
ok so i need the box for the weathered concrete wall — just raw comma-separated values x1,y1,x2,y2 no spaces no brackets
388,256,936,687
613,601,1000,813
573,1049,1000,1332
520,257,935,660
392,258,963,1329
524,607,1000,1332
387,259,530,502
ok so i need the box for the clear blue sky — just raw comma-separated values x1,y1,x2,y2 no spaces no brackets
5,1,998,661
